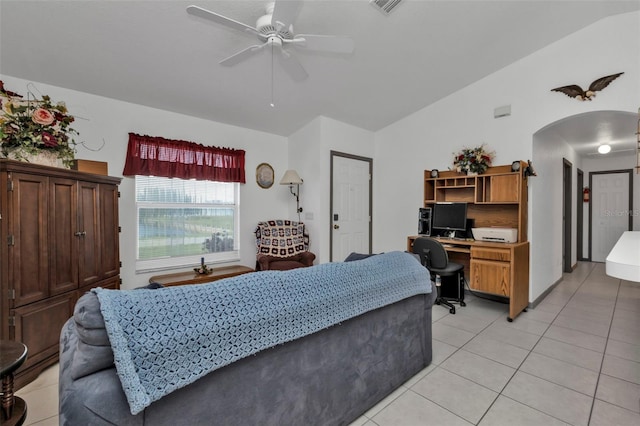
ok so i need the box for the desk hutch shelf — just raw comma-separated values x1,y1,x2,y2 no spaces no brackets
425,162,527,242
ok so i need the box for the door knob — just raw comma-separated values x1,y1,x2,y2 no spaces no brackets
334,224,340,229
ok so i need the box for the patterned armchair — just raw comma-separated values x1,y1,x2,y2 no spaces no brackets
255,220,316,271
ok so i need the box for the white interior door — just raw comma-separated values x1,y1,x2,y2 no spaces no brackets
331,155,371,261
591,172,630,262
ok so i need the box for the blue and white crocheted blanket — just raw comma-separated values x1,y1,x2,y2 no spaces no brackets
93,251,431,415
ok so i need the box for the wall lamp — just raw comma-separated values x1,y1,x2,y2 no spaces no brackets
280,169,304,215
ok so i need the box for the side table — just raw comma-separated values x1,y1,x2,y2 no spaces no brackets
149,265,254,287
0,341,28,426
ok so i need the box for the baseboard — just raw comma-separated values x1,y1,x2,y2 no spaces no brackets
529,276,564,308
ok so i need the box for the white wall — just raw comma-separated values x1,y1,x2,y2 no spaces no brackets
531,129,582,301
288,116,375,263
287,117,323,255
373,11,640,302
0,75,289,289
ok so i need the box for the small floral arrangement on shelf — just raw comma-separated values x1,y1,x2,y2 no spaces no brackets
194,258,213,275
453,144,495,175
0,80,78,167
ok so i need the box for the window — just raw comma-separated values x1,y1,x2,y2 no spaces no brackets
135,176,239,272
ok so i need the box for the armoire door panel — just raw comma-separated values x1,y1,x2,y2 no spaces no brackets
12,292,75,369
49,178,79,295
99,184,120,278
10,173,49,306
78,181,101,286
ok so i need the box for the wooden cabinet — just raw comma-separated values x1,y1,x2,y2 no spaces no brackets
470,243,530,320
0,160,121,388
470,259,511,295
469,243,529,319
470,246,512,296
425,162,528,242
478,174,520,203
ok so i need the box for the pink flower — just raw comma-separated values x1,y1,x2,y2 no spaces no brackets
32,108,55,125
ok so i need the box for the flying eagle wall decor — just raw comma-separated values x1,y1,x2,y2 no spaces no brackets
551,72,624,101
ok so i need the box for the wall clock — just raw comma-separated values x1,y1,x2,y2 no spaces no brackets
256,163,274,189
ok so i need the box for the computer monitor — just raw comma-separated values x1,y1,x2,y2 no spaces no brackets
432,202,468,237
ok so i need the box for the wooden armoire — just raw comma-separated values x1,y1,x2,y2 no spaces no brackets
0,160,121,388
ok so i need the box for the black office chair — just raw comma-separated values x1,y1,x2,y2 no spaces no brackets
412,237,466,314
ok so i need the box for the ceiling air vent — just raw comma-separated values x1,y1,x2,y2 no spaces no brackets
370,0,403,15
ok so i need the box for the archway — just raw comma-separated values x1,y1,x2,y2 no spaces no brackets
530,110,637,302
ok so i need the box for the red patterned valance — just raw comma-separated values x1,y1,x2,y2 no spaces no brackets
122,133,245,183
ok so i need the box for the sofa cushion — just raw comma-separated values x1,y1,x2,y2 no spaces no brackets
70,292,114,379
74,291,108,329
136,282,164,290
70,340,114,380
68,282,164,380
344,252,379,262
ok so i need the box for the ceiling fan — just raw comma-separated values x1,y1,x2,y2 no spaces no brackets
186,1,355,82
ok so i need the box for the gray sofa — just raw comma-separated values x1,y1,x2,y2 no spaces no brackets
59,252,436,426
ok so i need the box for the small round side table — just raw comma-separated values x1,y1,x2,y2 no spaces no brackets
0,341,28,426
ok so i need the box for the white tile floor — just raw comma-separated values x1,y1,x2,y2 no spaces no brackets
15,262,640,426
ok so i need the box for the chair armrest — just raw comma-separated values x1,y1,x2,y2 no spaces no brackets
257,254,278,271
298,251,316,266
257,252,316,270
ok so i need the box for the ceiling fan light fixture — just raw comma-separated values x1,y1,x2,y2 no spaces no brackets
370,0,404,15
598,144,611,154
187,1,353,85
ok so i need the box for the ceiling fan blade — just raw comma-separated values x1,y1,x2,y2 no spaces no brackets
219,44,265,66
271,0,303,32
293,34,355,54
277,48,308,82
187,5,258,36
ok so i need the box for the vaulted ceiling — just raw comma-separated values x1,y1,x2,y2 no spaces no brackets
1,1,638,153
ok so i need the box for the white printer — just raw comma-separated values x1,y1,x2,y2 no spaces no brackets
472,227,518,243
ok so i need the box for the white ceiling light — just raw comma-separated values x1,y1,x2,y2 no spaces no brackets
598,144,612,154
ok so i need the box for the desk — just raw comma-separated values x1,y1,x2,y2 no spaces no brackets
606,231,640,282
1,341,28,426
150,265,254,287
408,236,529,321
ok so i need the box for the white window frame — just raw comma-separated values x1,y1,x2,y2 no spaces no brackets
134,176,240,273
